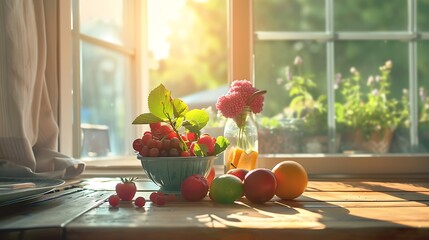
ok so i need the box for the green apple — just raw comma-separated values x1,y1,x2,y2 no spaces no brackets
209,174,243,204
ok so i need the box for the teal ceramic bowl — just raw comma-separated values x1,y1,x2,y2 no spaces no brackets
137,155,216,193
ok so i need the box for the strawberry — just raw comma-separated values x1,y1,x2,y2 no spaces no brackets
115,177,137,201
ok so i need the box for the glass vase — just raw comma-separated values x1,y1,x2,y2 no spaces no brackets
223,106,259,173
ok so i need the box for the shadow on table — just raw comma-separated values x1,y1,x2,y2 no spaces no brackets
190,193,424,240
343,180,429,206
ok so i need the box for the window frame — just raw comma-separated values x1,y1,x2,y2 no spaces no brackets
68,0,144,159
59,0,429,178
229,0,429,177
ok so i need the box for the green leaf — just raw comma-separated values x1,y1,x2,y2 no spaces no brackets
182,121,200,133
148,84,173,121
132,113,163,124
174,116,184,130
185,109,209,130
214,136,230,155
193,143,207,157
172,98,189,118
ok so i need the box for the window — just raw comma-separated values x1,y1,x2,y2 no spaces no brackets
71,0,137,159
70,0,228,160
64,0,429,176
254,0,429,156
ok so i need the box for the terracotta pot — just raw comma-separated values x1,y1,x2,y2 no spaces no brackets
342,128,394,154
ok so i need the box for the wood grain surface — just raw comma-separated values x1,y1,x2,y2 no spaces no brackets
1,178,429,240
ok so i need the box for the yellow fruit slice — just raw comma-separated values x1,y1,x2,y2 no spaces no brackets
225,149,235,171
236,150,258,170
225,147,244,171
231,147,244,169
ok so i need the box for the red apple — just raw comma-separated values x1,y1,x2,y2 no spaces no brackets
227,168,249,181
243,168,277,204
181,174,209,201
206,167,216,186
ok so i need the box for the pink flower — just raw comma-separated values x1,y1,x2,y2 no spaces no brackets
216,91,246,118
230,80,256,95
250,95,264,113
216,80,266,119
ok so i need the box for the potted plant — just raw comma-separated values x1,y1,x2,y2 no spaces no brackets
335,60,402,153
391,87,429,153
257,115,302,154
389,88,412,153
280,56,336,153
417,88,429,151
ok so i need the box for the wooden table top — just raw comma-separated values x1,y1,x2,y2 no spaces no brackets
1,177,429,240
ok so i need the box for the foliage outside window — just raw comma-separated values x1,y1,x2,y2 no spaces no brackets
254,0,429,155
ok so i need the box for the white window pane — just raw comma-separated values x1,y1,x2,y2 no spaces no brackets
80,41,133,157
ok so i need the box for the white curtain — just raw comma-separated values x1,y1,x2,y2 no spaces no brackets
0,0,85,179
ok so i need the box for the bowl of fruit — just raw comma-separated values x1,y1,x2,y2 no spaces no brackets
132,84,229,193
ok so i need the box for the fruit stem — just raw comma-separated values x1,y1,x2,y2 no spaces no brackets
230,162,237,169
167,118,189,152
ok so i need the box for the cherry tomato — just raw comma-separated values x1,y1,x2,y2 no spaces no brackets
108,195,120,207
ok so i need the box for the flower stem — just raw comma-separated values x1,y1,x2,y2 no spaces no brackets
246,90,267,106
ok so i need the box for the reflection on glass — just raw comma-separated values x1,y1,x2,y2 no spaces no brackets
254,41,329,154
334,0,406,31
254,0,325,32
79,0,128,46
81,41,133,157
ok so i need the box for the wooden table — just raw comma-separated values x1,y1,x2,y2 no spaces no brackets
1,177,429,240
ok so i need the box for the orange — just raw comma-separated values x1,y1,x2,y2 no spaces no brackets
272,161,308,200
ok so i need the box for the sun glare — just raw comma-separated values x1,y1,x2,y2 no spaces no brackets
148,0,186,60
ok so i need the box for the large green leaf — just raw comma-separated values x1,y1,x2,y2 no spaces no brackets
132,113,163,124
172,98,188,118
148,84,173,121
184,109,209,130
